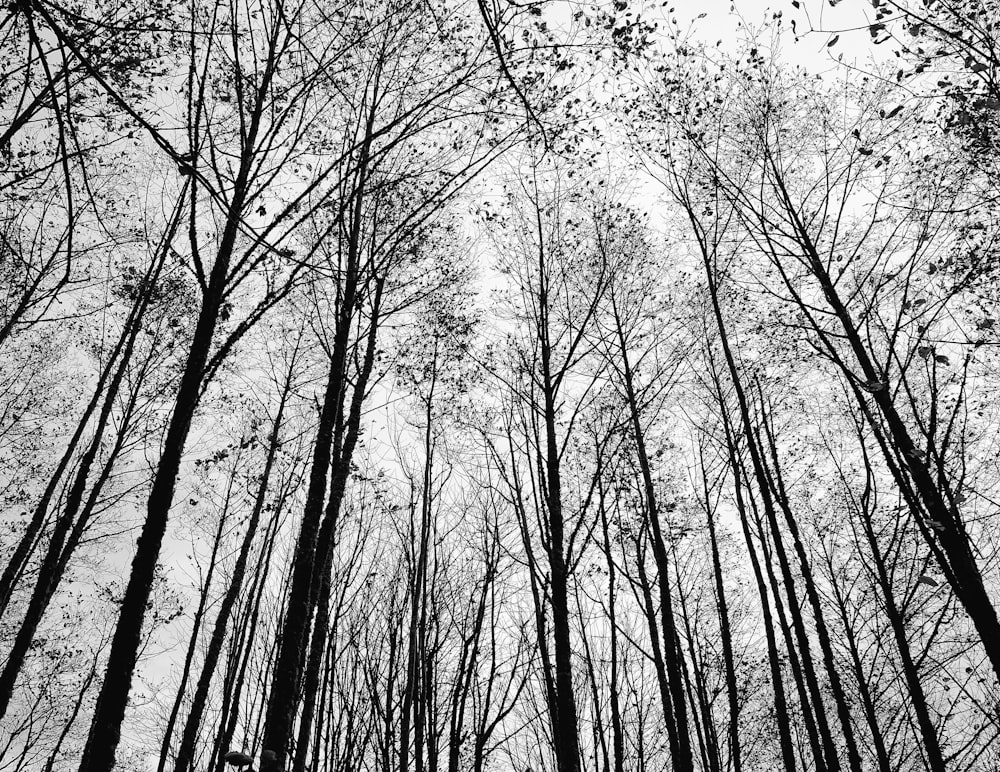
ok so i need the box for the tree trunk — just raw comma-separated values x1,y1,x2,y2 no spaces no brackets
171,370,294,772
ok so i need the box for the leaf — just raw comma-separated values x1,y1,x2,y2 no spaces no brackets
917,345,932,360
933,354,950,365
917,575,939,587
827,34,839,47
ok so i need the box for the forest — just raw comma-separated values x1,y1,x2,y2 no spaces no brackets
0,0,998,770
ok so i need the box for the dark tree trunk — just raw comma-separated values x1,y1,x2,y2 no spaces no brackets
610,299,694,772
691,228,841,772
291,278,384,772
540,370,583,772
766,162,1000,683
258,101,377,772
703,475,742,772
0,218,177,620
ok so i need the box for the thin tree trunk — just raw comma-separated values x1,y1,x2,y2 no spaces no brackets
610,297,693,772
171,364,295,772
597,476,625,772
0,204,180,619
853,453,946,772
291,279,384,772
701,464,742,772
156,480,234,772
691,230,841,772
258,100,378,772
766,160,1000,682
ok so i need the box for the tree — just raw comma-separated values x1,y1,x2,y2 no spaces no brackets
485,162,616,772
